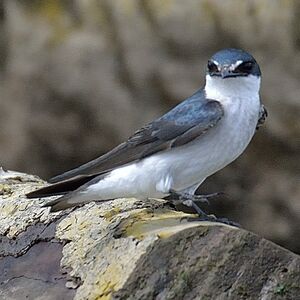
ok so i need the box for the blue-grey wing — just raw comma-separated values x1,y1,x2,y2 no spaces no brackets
50,90,224,183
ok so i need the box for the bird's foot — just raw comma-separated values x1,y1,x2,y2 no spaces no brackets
192,191,224,204
168,189,216,216
169,189,239,227
169,189,223,205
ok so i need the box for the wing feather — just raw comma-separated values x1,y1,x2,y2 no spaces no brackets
50,91,224,183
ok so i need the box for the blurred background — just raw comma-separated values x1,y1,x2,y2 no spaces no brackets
0,0,299,253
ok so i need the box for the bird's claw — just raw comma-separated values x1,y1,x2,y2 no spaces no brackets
191,195,210,204
169,189,239,227
169,189,224,205
192,191,225,204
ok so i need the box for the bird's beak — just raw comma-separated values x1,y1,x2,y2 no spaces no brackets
220,67,232,79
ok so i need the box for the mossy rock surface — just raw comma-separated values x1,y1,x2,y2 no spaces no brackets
0,170,299,300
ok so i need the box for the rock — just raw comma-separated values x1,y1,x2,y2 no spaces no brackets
1,170,300,300
0,0,299,254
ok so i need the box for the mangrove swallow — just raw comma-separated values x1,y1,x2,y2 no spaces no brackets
27,48,267,220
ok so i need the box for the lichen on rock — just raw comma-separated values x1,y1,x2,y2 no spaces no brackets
1,169,300,300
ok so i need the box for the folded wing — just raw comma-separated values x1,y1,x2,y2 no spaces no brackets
50,92,224,183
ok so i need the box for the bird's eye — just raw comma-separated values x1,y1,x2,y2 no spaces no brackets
236,61,253,73
207,61,218,73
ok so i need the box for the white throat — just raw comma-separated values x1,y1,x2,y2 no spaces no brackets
204,74,261,104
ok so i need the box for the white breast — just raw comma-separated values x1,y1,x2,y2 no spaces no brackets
161,74,261,191
204,74,261,106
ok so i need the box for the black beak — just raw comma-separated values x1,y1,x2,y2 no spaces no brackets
220,68,232,79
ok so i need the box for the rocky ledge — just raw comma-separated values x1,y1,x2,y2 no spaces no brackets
0,169,299,300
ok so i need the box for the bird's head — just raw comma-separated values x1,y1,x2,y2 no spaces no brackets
207,48,261,79
205,48,261,99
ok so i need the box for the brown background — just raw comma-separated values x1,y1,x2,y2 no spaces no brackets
0,0,299,253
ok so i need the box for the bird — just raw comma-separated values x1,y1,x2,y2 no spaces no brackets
27,48,267,221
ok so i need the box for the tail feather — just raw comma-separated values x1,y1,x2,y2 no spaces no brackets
27,172,110,212
42,193,84,212
26,174,99,199
43,188,112,212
